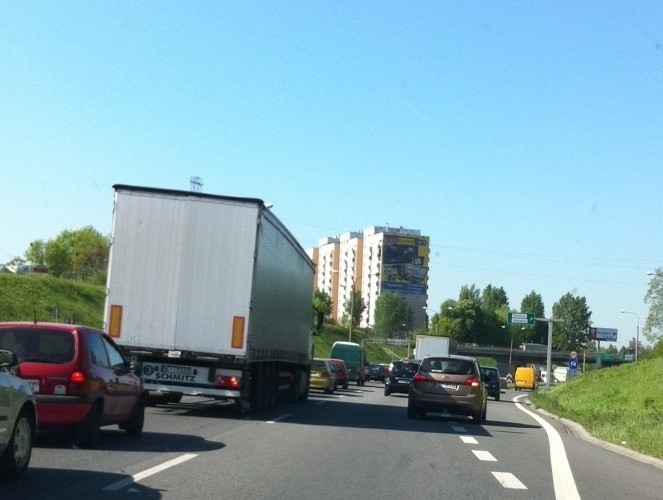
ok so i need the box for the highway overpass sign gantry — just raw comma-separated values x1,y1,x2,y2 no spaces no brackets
508,312,535,326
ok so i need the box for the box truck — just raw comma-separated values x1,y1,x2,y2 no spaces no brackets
104,185,314,414
414,335,456,359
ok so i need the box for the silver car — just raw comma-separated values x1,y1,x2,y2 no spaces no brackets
0,349,36,479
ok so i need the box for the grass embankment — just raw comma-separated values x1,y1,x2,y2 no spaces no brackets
0,273,104,327
531,358,663,459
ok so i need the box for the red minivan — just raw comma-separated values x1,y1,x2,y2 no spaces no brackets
0,322,146,447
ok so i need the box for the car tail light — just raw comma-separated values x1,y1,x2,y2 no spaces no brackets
70,371,86,384
67,370,89,395
412,372,427,382
215,376,242,389
464,377,481,387
321,372,329,379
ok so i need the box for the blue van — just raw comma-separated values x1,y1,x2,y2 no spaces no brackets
329,341,366,386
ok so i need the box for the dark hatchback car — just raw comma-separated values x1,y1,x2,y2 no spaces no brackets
384,360,420,396
367,363,387,382
479,366,501,401
0,322,146,448
407,355,487,423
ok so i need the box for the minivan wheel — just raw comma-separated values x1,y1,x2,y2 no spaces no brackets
0,410,33,479
74,403,102,448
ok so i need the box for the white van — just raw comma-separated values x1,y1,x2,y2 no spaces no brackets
553,366,568,383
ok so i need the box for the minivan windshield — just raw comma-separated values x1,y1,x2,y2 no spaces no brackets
0,328,75,364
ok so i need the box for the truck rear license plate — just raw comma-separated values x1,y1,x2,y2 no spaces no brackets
163,365,192,375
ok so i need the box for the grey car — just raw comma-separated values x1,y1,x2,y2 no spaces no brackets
408,355,487,423
0,349,36,479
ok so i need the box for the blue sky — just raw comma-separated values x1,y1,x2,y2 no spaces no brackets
2,2,661,348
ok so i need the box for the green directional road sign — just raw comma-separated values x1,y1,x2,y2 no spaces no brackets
508,312,535,325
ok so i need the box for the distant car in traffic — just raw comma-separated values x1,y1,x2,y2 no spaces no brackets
367,363,387,382
0,349,36,479
408,355,487,423
309,358,336,394
384,360,420,396
479,366,500,401
328,358,349,389
0,322,146,448
514,366,537,391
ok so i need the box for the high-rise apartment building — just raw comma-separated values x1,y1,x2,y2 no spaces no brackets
308,226,429,331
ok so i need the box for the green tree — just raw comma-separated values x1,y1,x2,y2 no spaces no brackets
551,293,592,351
481,284,508,311
313,290,332,321
643,268,663,343
459,284,481,303
32,227,109,284
521,291,547,344
44,237,73,278
373,292,411,337
444,298,482,344
343,290,366,330
70,226,109,283
25,240,46,267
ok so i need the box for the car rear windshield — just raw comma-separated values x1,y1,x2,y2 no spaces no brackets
421,358,475,375
0,328,75,364
480,368,498,381
392,362,420,377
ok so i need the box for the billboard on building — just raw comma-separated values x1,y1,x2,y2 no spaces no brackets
381,235,429,295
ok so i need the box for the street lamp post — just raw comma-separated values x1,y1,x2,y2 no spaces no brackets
620,310,640,361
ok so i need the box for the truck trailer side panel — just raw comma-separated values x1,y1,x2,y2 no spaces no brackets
248,210,314,365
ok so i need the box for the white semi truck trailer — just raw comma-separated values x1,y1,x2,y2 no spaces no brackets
104,185,314,414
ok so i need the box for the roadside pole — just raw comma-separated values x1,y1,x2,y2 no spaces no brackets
536,316,563,391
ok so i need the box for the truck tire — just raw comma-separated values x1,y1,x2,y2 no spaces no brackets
268,364,277,408
289,368,303,403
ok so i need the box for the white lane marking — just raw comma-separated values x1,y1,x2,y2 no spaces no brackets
451,426,466,433
514,396,581,500
460,435,478,444
102,453,198,491
472,450,497,461
492,472,528,489
267,413,291,424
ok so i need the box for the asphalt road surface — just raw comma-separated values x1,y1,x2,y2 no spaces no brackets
9,382,663,499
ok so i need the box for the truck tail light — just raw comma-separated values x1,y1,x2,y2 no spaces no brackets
215,376,242,389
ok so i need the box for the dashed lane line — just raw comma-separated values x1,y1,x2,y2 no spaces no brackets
472,450,498,461
492,472,528,489
267,413,291,424
102,453,198,492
